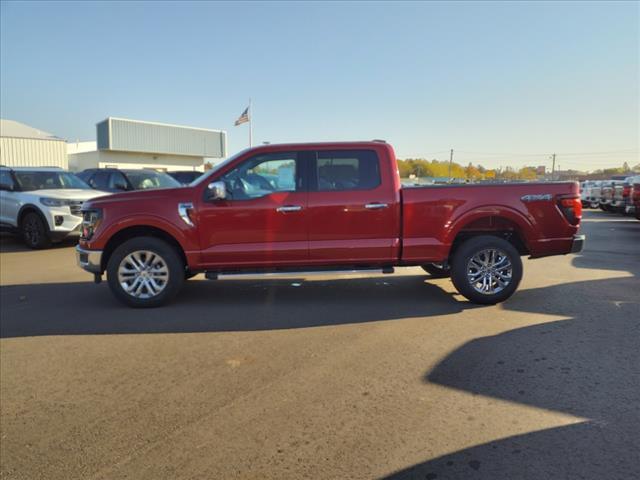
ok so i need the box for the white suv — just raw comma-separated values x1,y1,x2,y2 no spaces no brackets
0,167,110,249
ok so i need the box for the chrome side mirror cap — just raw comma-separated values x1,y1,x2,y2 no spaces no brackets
207,181,227,201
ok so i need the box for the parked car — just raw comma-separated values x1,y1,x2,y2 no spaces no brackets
589,181,603,209
610,176,638,214
75,141,584,308
0,167,110,248
620,175,640,215
580,180,601,209
167,170,204,185
599,180,615,211
600,176,629,212
77,168,181,193
632,178,640,220
622,175,640,217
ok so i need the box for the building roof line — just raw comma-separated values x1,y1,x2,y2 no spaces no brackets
102,117,226,135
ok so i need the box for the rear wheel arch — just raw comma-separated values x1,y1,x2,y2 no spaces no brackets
101,225,188,273
448,213,532,259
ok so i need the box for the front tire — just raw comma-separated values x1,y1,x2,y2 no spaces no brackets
21,212,51,249
106,237,185,308
450,236,523,305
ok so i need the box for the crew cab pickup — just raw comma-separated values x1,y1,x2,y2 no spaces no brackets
76,141,584,307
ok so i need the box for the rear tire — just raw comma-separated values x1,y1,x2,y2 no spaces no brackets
21,212,51,249
450,235,523,305
106,237,185,308
421,263,451,278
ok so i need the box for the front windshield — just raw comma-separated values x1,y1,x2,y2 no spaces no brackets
125,171,181,190
14,171,90,191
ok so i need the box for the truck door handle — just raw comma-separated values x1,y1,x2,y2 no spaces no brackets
276,205,303,213
365,203,388,210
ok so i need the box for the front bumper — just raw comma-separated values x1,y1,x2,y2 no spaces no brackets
76,246,103,274
570,234,586,254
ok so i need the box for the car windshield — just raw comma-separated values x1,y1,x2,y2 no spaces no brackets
14,171,90,191
124,171,181,190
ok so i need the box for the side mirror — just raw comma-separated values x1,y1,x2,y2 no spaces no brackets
206,181,227,201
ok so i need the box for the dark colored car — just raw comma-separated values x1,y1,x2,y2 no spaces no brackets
77,168,181,193
167,170,204,185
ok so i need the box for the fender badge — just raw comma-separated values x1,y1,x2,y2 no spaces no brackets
521,194,553,202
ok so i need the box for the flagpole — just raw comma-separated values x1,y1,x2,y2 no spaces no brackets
249,98,253,147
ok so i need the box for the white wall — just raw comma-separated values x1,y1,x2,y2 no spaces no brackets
67,141,97,155
0,137,68,168
68,150,205,172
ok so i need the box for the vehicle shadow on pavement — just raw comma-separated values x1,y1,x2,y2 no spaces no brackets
383,226,640,479
0,274,475,338
0,234,77,253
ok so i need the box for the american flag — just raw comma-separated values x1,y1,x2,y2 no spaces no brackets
234,107,250,126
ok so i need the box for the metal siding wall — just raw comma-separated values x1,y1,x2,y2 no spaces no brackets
96,120,110,150
107,118,224,157
0,138,67,168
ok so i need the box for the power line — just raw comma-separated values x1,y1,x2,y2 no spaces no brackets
451,149,638,157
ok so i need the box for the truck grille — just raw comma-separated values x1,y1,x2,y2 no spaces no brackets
69,201,83,216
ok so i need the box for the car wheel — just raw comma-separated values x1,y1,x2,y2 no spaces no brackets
21,212,51,249
421,262,451,278
106,237,185,308
450,235,523,305
590,201,599,209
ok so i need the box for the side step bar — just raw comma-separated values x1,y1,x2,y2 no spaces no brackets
205,266,395,280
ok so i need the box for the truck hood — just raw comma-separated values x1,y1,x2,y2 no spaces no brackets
84,187,189,208
28,189,111,201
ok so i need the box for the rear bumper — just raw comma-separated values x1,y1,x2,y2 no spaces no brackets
571,234,585,254
76,246,103,274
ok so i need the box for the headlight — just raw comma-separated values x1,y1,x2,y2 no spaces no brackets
80,209,103,241
40,197,72,207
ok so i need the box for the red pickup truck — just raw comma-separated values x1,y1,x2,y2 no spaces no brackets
76,141,584,307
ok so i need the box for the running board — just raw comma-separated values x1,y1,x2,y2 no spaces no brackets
205,266,394,280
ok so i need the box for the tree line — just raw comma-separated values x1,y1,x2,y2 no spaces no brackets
397,158,538,181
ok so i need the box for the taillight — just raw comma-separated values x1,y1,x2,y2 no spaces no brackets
622,185,631,198
558,197,582,226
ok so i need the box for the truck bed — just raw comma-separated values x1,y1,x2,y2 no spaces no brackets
400,181,580,262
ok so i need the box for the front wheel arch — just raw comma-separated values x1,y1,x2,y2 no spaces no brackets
101,226,188,273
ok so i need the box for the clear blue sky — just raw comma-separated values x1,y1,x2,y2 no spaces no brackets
1,0,638,170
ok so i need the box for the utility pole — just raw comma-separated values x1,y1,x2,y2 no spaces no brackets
448,149,454,182
551,153,556,181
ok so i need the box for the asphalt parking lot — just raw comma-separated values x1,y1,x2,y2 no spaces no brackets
0,210,638,480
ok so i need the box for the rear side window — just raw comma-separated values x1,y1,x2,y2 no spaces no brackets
315,150,381,191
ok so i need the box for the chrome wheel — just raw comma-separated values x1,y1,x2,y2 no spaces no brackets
117,250,169,299
466,248,513,295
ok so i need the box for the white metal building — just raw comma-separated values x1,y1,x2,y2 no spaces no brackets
0,119,68,168
68,117,227,172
